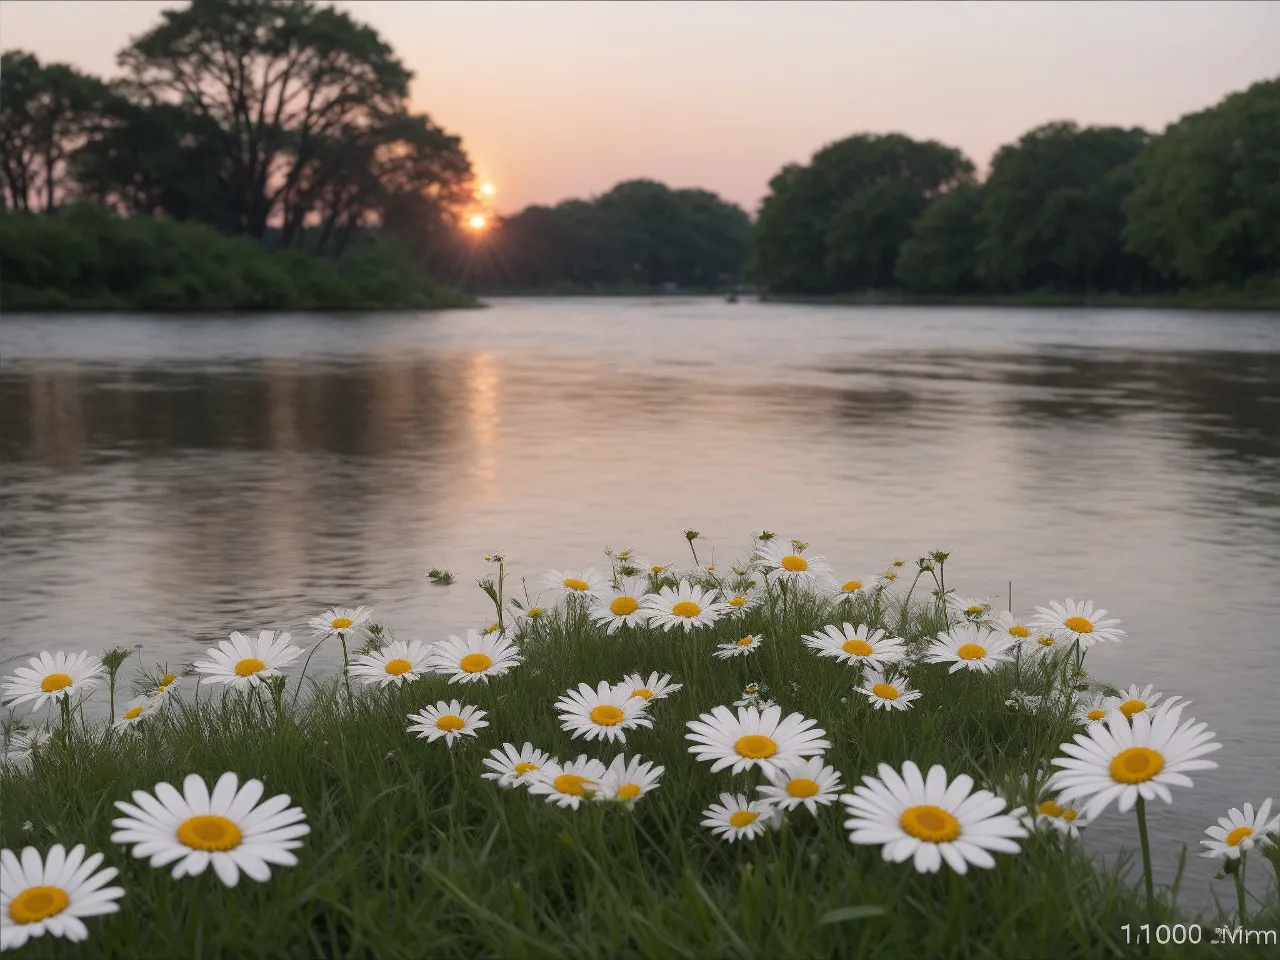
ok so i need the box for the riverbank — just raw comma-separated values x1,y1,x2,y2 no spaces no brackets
761,289,1280,311
2,546,1275,958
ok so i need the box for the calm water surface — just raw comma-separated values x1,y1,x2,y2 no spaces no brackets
2,299,1278,902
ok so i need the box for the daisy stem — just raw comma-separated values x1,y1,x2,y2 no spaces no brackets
293,635,329,707
899,571,923,634
58,696,71,735
1135,795,1156,930
339,631,353,708
1236,852,1248,926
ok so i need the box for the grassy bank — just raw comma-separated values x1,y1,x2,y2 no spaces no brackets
761,289,1280,311
2,541,1277,958
0,206,474,313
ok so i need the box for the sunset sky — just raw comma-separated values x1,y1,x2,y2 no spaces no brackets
2,0,1277,214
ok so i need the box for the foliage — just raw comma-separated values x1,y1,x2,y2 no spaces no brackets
1123,79,1280,288
894,183,985,294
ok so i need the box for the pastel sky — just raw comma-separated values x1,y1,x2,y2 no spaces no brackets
2,0,1278,213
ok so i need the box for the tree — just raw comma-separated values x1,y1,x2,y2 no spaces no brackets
1124,79,1280,288
976,122,1152,293
894,183,985,293
0,50,115,211
749,134,974,293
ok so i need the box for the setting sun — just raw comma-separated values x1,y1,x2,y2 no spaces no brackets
480,183,495,196
468,214,488,230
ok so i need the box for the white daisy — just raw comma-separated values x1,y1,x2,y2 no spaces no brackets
598,754,664,806
406,700,488,746
701,793,775,843
1025,630,1067,656
801,623,906,670
349,639,435,688
589,587,652,634
2,729,51,771
834,577,873,601
686,703,831,777
426,629,522,684
1200,799,1280,860
1023,797,1090,838
1102,683,1186,721
1031,599,1126,647
516,604,550,626
113,697,159,731
924,626,1016,674
541,568,609,601
754,540,834,587
308,605,373,639
555,680,652,743
1049,704,1221,820
854,669,922,711
618,672,682,703
946,595,996,624
0,844,124,950
842,760,1028,874
721,585,760,614
110,771,310,887
990,610,1033,643
148,672,181,698
481,742,551,789
714,634,763,659
641,581,724,631
526,755,608,809
757,757,844,815
1072,692,1112,726
2,652,105,713
191,631,303,692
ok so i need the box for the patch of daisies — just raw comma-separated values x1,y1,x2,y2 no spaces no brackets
2,537,1277,952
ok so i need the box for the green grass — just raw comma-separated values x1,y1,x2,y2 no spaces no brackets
3,552,1277,959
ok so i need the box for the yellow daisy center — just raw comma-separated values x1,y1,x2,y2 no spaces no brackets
872,682,900,701
632,688,653,700
883,571,897,581
528,607,545,617
234,657,266,677
842,638,873,656
460,653,492,673
513,762,539,776
1037,800,1064,818
841,580,863,592
1226,826,1254,847
1061,809,1079,822
671,600,701,618
616,783,642,801
158,673,177,688
435,714,466,732
734,734,777,759
331,617,354,629
589,704,625,726
177,814,243,851
8,885,70,924
563,578,589,591
1087,708,1107,721
966,605,984,615
40,673,73,692
384,658,413,676
124,705,144,720
780,554,808,572
554,773,590,796
651,565,666,574
1063,615,1094,634
1009,625,1030,638
900,804,961,843
736,636,756,647
956,643,986,660
728,810,759,828
1036,635,1057,647
786,778,820,798
728,596,748,607
1118,699,1147,718
610,596,639,616
1109,746,1165,784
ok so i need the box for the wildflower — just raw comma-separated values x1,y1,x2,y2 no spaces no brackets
945,595,996,623
714,634,763,659
541,568,609,601
1026,631,1064,655
854,669,922,711
0,844,124,949
641,581,724,631
406,700,488,746
1031,599,1125,647
721,585,760,614
112,697,159,731
924,626,1016,674
308,605,373,639
527,756,608,809
2,729,51,770
758,757,844,815
426,629,522,684
843,760,1027,874
802,623,905,670
191,631,303,692
686,704,830,777
148,673,180,698
2,652,105,713
589,587,652,634
555,681,652,744
834,577,872,600
349,639,435,688
1072,691,1111,726
482,743,551,789
1024,797,1089,839
1004,690,1044,713
111,771,309,887
990,610,1033,641
598,754,664,806
1200,800,1279,860
701,793,775,843
1049,704,1221,820
1102,683,1186,721
754,540,833,587
618,672,682,703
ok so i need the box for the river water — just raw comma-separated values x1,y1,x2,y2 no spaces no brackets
2,299,1277,904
